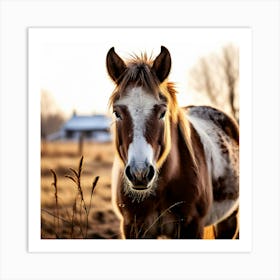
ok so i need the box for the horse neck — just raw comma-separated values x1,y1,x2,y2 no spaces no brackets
160,116,194,181
163,113,211,196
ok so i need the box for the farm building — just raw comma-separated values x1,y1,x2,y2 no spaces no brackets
47,112,112,142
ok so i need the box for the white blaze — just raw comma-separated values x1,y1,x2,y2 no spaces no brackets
115,87,157,166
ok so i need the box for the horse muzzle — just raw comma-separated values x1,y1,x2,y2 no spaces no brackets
125,162,156,190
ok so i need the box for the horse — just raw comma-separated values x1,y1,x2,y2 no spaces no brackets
106,46,239,239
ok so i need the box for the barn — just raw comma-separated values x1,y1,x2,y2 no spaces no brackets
47,113,112,142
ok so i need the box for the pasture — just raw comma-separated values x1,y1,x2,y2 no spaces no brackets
41,141,215,239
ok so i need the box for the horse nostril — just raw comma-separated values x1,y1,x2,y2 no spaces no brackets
125,164,155,187
146,165,155,182
125,166,134,182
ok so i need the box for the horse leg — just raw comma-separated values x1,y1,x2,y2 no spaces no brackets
122,223,138,239
179,218,204,239
122,217,146,239
122,217,159,239
214,208,239,239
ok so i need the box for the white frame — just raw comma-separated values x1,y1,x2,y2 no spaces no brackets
28,27,252,253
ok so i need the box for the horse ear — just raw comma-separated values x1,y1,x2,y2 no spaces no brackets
152,46,171,83
106,47,127,83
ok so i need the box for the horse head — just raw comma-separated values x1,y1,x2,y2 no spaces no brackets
106,46,173,192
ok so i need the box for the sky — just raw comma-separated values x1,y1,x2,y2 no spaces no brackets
37,28,246,117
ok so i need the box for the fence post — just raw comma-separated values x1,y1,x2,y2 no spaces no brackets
78,132,84,155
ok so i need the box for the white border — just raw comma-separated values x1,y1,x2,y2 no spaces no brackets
1,1,279,279
28,27,252,253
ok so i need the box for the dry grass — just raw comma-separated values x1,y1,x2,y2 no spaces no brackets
41,141,121,239
41,140,215,239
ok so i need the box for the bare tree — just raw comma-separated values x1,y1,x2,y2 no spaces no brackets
41,89,66,139
189,44,239,121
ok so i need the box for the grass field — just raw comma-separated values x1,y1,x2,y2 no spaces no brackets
41,141,215,239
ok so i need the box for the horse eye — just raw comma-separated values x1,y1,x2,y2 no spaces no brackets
159,110,166,119
114,111,122,120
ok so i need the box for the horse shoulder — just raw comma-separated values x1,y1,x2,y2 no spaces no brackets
186,106,238,181
185,106,239,226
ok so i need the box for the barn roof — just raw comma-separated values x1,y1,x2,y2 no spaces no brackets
63,114,111,131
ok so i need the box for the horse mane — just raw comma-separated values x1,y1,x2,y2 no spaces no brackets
159,82,198,170
108,55,197,170
109,52,159,107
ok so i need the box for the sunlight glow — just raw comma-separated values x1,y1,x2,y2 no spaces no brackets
38,28,243,117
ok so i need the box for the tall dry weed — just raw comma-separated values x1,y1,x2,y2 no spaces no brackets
42,156,99,239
